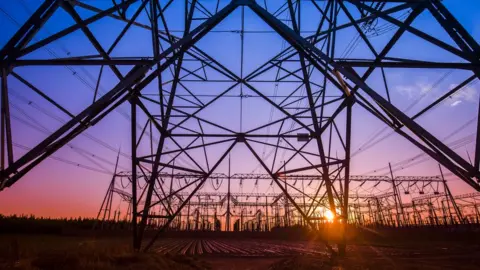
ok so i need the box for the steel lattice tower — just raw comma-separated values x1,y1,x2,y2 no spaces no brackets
1,0,479,254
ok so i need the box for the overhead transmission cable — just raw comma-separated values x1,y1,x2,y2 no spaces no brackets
13,142,112,175
362,116,477,175
352,70,455,157
10,99,125,173
1,3,194,169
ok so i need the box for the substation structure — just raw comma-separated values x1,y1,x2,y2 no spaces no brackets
1,0,480,254
98,171,480,232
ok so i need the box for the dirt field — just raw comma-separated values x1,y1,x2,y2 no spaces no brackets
153,237,480,269
268,242,480,270
0,232,479,269
154,238,328,256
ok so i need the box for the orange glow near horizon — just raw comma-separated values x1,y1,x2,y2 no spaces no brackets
325,209,334,222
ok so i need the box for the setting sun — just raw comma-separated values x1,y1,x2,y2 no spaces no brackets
325,209,334,222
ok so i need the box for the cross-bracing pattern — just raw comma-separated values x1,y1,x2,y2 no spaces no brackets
99,170,477,232
1,0,480,254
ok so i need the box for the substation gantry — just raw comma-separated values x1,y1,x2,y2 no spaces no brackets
98,169,479,234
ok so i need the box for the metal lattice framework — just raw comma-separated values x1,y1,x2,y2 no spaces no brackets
98,169,478,232
1,0,480,254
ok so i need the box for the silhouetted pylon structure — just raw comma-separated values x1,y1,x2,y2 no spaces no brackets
1,0,480,255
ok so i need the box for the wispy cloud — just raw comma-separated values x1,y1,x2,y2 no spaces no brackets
450,100,462,107
395,79,478,108
445,84,478,107
396,81,433,100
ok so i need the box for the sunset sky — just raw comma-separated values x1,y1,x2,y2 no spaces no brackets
0,0,479,218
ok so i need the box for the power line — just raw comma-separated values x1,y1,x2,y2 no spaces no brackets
352,71,456,157
13,142,112,175
0,3,195,170
10,106,123,173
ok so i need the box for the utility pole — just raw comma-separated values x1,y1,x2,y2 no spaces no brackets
302,179,307,226
375,197,385,226
439,164,464,224
255,196,259,230
283,161,289,227
412,201,422,226
131,95,138,250
428,202,439,226
389,163,405,226
474,202,480,224
265,195,269,231
168,160,175,214
241,208,244,231
226,154,231,232
367,200,374,225
94,150,120,230
440,200,447,225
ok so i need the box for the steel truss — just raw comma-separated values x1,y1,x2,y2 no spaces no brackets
100,169,479,232
1,0,480,255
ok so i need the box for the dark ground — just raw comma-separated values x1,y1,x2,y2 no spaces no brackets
0,229,479,270
1,219,479,269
